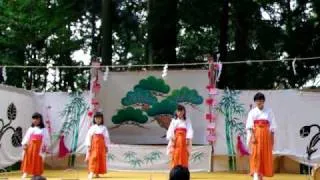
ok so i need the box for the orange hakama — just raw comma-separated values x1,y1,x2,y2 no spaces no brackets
21,134,44,176
88,134,107,174
171,128,189,168
249,120,273,177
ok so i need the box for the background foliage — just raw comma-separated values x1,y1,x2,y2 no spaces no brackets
1,0,320,90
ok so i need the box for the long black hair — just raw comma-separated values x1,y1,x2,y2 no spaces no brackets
174,104,187,120
31,112,45,129
169,165,190,180
93,112,104,125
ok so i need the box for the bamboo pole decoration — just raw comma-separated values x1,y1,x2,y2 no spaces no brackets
87,60,103,122
205,55,222,172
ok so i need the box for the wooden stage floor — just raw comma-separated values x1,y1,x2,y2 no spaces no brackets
2,170,308,180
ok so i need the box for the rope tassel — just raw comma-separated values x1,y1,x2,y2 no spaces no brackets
292,58,297,75
2,66,6,82
162,64,168,79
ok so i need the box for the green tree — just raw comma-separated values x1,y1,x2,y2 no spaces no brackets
113,0,147,65
112,107,149,128
147,99,177,130
0,0,88,91
121,88,158,108
166,87,203,105
134,76,170,96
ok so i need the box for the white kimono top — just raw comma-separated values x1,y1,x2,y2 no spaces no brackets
245,107,277,146
85,124,110,147
21,127,50,158
85,124,110,159
166,118,193,155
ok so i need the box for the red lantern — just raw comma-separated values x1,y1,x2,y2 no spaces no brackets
207,124,215,131
205,113,216,121
91,98,99,105
206,85,214,90
88,111,93,117
92,81,101,93
207,135,216,143
205,98,214,105
209,88,217,95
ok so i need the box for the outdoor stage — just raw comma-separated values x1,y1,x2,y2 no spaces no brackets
3,170,307,180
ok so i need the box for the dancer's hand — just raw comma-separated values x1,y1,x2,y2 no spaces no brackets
23,145,27,150
84,157,89,162
251,137,257,144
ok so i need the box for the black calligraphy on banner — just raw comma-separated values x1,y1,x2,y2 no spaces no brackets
0,103,22,148
300,124,320,160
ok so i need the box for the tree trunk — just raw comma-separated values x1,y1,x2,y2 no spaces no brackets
90,6,98,56
233,0,253,89
219,0,229,63
148,0,178,64
101,0,112,65
146,0,153,67
217,0,229,88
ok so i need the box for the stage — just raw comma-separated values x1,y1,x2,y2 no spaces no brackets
2,170,307,180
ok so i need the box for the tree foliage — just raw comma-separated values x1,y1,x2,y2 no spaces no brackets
1,0,320,90
112,107,149,124
134,76,170,94
147,100,177,116
121,88,158,106
166,87,203,105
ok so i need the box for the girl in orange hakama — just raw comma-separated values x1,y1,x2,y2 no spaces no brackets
85,112,110,179
21,113,50,179
246,93,276,180
167,105,193,168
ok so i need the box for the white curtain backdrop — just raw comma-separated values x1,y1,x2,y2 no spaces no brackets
1,71,320,170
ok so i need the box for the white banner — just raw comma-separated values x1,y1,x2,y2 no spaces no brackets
0,85,36,169
1,71,320,171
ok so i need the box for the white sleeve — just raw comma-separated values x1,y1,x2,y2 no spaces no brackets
270,110,276,132
166,119,176,140
21,128,32,146
85,127,93,147
246,111,254,130
246,111,253,146
186,120,193,139
104,127,110,147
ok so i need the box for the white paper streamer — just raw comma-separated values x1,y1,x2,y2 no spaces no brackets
55,67,59,80
2,66,6,82
162,64,168,79
103,66,109,81
216,53,220,61
292,58,297,75
216,63,223,82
